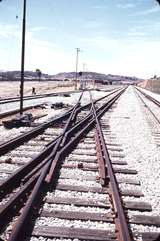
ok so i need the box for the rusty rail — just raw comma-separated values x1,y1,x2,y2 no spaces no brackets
0,88,121,156
135,87,160,107
0,94,85,238
89,91,132,241
46,88,125,183
6,88,125,241
0,109,73,156
135,87,160,125
0,173,39,232
0,92,83,197
0,89,125,199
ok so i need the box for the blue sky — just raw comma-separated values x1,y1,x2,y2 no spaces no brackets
0,0,160,78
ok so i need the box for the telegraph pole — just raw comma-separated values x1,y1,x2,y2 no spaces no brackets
75,48,80,90
20,0,26,115
83,63,86,89
0,0,26,115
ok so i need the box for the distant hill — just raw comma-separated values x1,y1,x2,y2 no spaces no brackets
0,71,49,80
51,72,139,83
0,70,140,83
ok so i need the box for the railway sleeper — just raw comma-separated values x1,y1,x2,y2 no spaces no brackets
32,226,116,241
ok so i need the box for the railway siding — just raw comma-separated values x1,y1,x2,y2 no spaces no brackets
0,87,160,241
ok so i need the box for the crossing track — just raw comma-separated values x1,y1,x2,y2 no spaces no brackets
0,90,84,120
0,88,121,153
0,88,127,241
0,90,85,104
0,88,125,240
1,87,159,241
0,88,122,120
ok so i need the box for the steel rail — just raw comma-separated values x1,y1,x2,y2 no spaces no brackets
0,93,84,198
46,89,125,185
0,88,121,156
89,91,106,186
0,136,59,199
135,87,160,125
0,87,119,104
46,90,124,183
61,88,124,142
135,87,160,107
0,103,43,119
0,89,85,119
95,131,106,185
0,93,84,234
8,160,51,241
57,88,126,158
0,89,87,104
8,88,126,241
90,92,132,241
0,92,98,196
0,90,106,198
45,88,122,148
46,88,125,183
7,92,91,240
0,173,39,233
0,89,123,198
0,108,73,156
0,88,124,199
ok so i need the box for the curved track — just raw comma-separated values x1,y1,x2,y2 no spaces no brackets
0,90,82,119
0,88,127,241
1,87,159,241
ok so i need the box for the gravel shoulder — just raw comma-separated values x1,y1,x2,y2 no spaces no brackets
109,86,160,215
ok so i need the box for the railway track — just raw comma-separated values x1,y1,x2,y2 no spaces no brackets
135,87,160,152
0,91,72,120
135,87,160,125
0,90,86,105
0,88,121,121
106,86,160,240
0,88,123,240
0,89,85,121
0,88,121,146
0,87,159,241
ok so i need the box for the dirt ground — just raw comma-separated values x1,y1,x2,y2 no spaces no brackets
0,81,75,98
138,79,160,94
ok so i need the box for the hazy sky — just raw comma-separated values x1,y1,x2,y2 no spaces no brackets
0,0,160,78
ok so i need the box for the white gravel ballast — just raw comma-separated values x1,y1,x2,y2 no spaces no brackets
107,86,160,215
